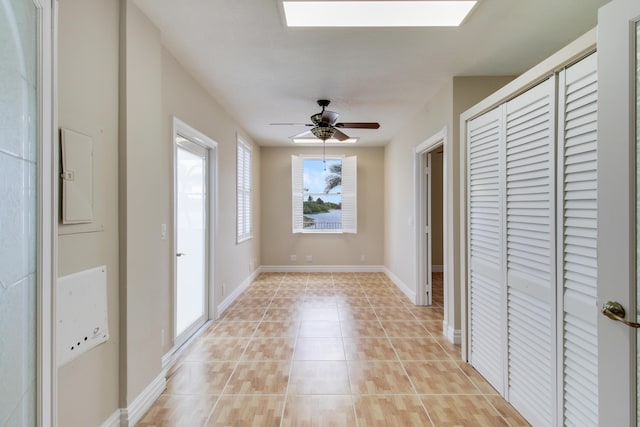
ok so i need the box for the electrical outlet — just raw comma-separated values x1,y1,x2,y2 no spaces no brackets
290,255,297,262
360,254,366,262
160,223,167,240
306,255,312,263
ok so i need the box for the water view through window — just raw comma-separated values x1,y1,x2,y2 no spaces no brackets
303,159,342,229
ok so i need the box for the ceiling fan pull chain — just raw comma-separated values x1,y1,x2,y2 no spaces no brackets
323,140,326,169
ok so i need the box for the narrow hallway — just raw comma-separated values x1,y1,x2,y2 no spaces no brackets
139,272,528,426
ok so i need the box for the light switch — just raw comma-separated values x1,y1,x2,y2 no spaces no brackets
161,223,167,240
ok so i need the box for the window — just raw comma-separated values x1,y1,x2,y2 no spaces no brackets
237,138,252,242
292,155,357,233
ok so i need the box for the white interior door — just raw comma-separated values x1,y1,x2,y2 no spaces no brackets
597,0,640,425
175,137,209,344
467,106,506,394
504,77,556,426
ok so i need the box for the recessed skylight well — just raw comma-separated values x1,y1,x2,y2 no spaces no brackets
282,1,477,27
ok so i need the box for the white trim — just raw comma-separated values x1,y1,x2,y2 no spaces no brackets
261,265,385,273
443,321,462,345
432,265,444,273
461,28,596,123
35,0,56,425
162,319,214,372
216,269,260,315
384,267,417,303
415,128,448,310
100,410,121,427
119,371,167,427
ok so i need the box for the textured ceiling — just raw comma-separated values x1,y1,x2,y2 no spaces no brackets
134,0,609,146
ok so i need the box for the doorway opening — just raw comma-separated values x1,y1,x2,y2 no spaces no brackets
430,148,444,307
172,118,217,349
415,128,447,311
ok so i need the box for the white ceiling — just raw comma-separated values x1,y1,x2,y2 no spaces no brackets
134,0,609,147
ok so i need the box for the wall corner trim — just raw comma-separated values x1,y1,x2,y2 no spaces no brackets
443,320,462,345
216,269,260,316
100,410,121,427
384,268,416,303
119,371,167,426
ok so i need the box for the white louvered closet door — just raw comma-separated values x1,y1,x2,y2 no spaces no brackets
467,106,505,394
504,78,556,427
558,53,598,427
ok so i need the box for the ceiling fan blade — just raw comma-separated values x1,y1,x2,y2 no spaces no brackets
332,129,351,141
335,122,380,129
321,110,339,125
270,123,313,126
288,129,312,139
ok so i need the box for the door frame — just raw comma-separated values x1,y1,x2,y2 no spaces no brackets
172,117,217,349
415,128,446,307
37,0,55,424
597,0,640,424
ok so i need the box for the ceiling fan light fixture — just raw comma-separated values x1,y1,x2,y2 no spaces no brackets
310,113,322,125
311,126,335,140
282,1,477,27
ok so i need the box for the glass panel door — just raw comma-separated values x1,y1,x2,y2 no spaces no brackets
0,0,38,425
175,138,208,340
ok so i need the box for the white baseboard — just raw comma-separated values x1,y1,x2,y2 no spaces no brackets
383,268,416,303
432,264,444,273
162,319,214,372
217,269,259,316
100,410,121,427
259,265,385,273
119,370,167,426
443,321,462,344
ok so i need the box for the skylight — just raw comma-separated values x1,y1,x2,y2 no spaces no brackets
282,1,477,27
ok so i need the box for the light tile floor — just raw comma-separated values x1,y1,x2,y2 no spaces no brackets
138,272,529,426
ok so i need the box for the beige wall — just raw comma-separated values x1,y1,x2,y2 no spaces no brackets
120,0,261,406
384,76,514,339
260,146,384,267
161,47,261,314
384,80,452,289
57,0,261,423
121,0,166,402
57,0,120,425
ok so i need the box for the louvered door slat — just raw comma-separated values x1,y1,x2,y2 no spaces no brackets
559,52,598,427
467,107,505,393
505,78,556,427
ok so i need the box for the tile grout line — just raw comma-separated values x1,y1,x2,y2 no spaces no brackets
277,272,307,427
154,271,503,426
337,274,361,427
202,273,282,426
379,299,437,427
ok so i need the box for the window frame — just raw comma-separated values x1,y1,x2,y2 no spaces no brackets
292,154,357,234
236,137,252,243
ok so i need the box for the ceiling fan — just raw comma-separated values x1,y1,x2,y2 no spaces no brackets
270,99,380,142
